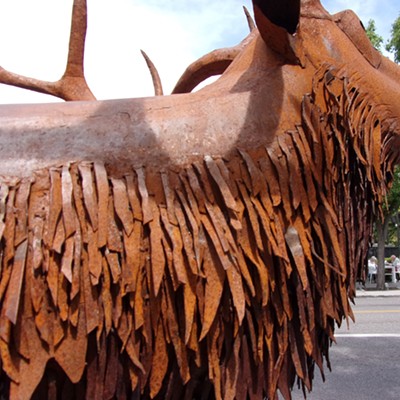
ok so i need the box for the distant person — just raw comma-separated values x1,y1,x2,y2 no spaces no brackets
391,255,400,281
369,256,377,265
368,257,377,283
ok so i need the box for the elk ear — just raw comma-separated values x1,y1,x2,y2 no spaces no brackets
252,0,304,66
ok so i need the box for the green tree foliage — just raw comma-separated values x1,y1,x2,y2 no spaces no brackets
384,166,400,215
365,19,384,51
375,166,400,289
386,14,400,63
363,17,400,288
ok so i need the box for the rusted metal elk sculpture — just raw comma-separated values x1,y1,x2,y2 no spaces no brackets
0,0,399,398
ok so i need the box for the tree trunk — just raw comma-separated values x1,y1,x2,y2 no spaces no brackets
376,217,390,290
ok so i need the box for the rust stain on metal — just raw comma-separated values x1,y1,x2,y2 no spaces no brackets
0,0,399,399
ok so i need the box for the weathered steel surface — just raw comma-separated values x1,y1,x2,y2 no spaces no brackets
0,0,399,399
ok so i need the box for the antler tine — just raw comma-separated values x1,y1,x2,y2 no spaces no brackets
141,50,164,96
59,0,95,100
172,30,256,94
0,67,59,99
172,7,257,94
0,0,95,101
243,6,256,32
172,48,237,94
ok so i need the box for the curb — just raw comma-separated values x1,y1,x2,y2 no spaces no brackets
356,289,400,297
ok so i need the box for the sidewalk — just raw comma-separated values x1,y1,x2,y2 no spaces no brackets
356,281,400,297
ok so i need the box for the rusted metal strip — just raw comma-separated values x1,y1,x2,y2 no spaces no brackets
135,167,153,225
133,270,144,331
3,239,28,324
239,150,264,196
204,155,239,212
0,337,19,383
44,168,62,248
55,303,88,383
101,257,113,335
285,226,308,290
164,283,190,384
199,246,225,341
78,163,99,232
61,164,77,239
175,187,203,273
201,213,233,271
13,180,31,247
2,187,16,267
121,221,142,293
215,158,238,199
149,320,169,398
106,194,123,253
0,183,9,242
159,207,186,285
266,143,293,221
70,217,82,300
279,134,311,221
9,317,50,399
173,204,198,277
207,320,222,400
161,171,178,225
224,333,241,400
81,248,99,334
205,202,230,253
52,218,66,253
94,162,109,247
193,161,216,206
149,202,166,296
47,252,59,307
237,216,269,305
125,174,143,222
61,235,74,283
290,129,318,212
237,181,263,251
71,164,88,243
183,273,197,345
58,275,69,322
29,186,47,271
87,224,102,285
185,165,206,213
296,122,323,187
111,178,134,236
251,196,285,261
105,250,121,284
258,153,282,208
226,265,245,324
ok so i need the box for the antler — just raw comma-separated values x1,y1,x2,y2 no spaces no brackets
0,0,95,101
243,5,256,32
140,50,164,96
172,7,256,94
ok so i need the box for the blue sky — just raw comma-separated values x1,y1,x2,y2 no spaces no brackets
0,0,398,104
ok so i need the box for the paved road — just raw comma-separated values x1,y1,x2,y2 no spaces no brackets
290,296,400,399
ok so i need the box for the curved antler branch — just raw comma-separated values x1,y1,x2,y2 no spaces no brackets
172,7,257,95
141,50,164,96
243,6,256,32
172,30,256,94
0,67,59,98
0,0,95,101
172,48,238,94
